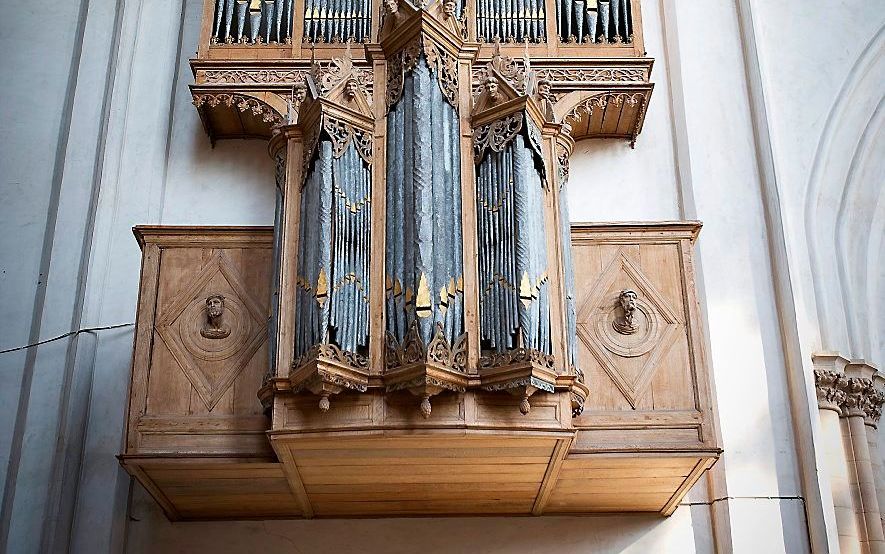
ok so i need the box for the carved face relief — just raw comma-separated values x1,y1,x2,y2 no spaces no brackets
485,76,501,103
613,289,638,335
383,0,398,15
293,82,307,103
202,294,232,339
537,79,552,99
443,0,457,17
344,78,359,100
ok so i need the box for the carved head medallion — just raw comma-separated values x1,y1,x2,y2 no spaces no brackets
613,289,638,335
293,82,308,104
201,293,232,339
383,0,399,16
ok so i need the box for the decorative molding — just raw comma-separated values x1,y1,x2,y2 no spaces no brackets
471,66,649,99
812,355,885,422
562,91,649,144
479,348,555,371
482,375,555,394
563,91,644,126
386,375,466,394
310,49,374,103
813,369,848,413
535,66,647,84
292,343,370,373
302,115,374,185
192,92,285,127
385,322,468,372
291,368,369,394
385,35,459,111
203,69,308,85
556,142,570,184
473,113,523,162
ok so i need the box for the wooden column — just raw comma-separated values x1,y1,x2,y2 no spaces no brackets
367,44,388,374
269,128,305,382
458,47,480,373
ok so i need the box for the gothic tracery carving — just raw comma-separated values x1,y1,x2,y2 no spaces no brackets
473,113,524,162
385,35,460,111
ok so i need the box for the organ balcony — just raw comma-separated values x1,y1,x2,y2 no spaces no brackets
119,0,718,520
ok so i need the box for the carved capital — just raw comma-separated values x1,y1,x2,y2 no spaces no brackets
814,368,847,412
840,376,873,417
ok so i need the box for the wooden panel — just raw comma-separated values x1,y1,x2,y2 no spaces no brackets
124,227,275,458
275,434,559,517
545,455,710,514
569,222,719,454
123,459,302,520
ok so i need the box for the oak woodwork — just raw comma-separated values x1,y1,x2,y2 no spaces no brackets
121,222,720,519
122,0,718,523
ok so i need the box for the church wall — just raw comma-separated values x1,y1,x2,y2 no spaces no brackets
0,0,880,552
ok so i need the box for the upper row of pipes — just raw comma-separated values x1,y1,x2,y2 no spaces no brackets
476,0,546,43
556,0,632,44
211,0,632,45
212,0,294,44
303,0,372,43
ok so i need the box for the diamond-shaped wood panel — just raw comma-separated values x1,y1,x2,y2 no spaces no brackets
156,251,267,410
576,248,682,408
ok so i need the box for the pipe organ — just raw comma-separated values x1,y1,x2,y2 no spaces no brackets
120,0,720,521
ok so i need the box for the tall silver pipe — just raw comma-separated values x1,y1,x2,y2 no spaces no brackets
598,0,609,41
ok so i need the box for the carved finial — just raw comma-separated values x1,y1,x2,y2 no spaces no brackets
519,393,531,415
419,395,432,418
319,393,331,412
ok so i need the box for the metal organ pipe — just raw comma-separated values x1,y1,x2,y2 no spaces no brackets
211,0,294,43
475,121,551,354
555,0,631,43
386,58,464,348
294,136,371,359
477,0,545,43
302,0,371,43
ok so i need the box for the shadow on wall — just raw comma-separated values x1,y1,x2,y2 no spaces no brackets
567,139,681,223
157,119,277,226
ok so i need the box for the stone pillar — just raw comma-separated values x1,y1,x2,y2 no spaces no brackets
844,362,885,554
814,358,863,554
868,372,885,536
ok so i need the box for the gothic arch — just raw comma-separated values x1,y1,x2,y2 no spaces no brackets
805,24,885,361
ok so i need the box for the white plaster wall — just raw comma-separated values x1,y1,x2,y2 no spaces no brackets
1,0,881,551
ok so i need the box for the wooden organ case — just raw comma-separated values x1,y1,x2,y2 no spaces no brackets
120,0,720,519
